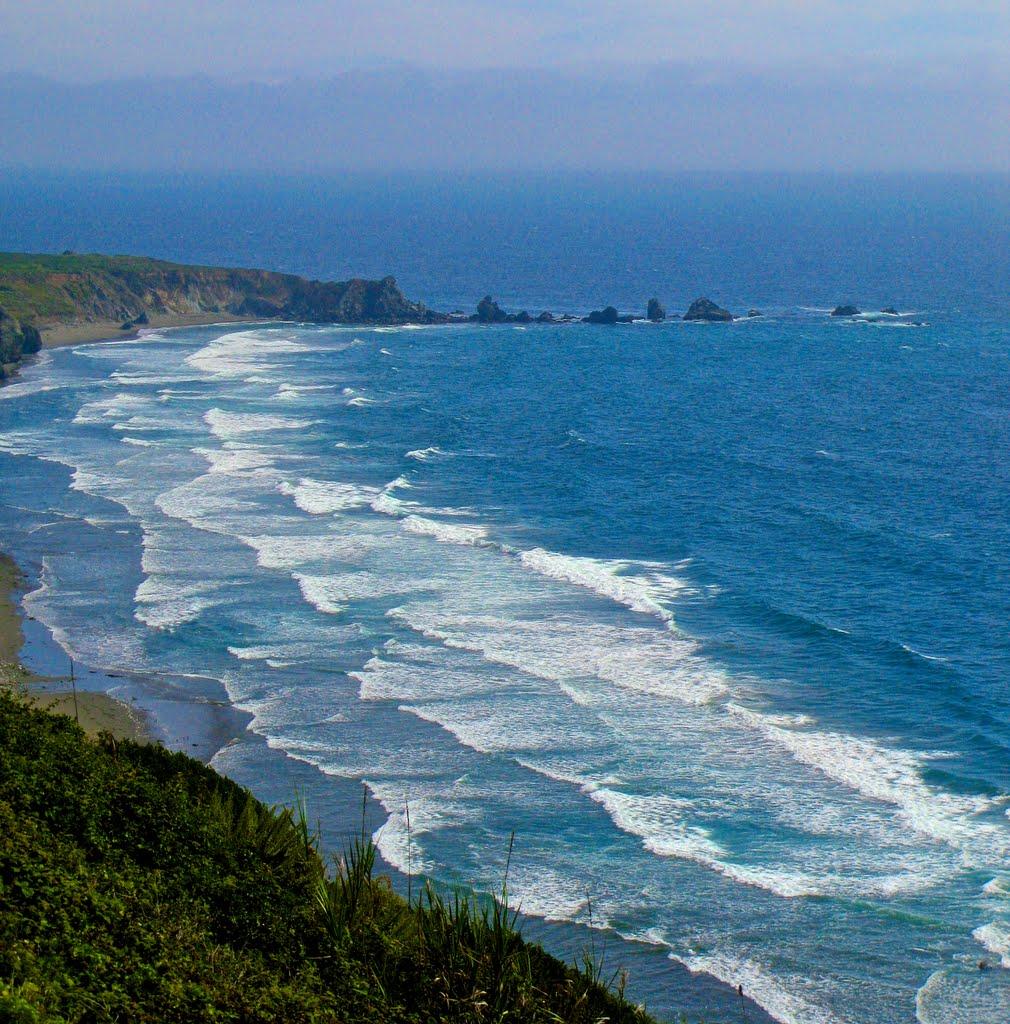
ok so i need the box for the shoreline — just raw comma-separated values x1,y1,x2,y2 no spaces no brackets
0,551,151,742
41,311,266,349
0,315,775,1024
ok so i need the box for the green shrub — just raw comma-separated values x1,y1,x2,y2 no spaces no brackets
0,693,667,1024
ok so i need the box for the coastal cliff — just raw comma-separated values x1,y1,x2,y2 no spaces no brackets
0,252,443,375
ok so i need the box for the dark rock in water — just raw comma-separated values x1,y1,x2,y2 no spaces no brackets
880,307,899,315
536,311,555,323
647,297,666,322
514,310,532,324
683,298,734,322
831,305,860,317
475,295,508,323
585,306,620,325
747,309,762,318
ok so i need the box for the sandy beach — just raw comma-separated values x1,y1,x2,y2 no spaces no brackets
40,311,263,349
0,551,150,741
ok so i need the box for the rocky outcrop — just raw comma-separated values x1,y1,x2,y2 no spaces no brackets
831,305,860,317
747,309,762,318
473,297,558,325
475,295,508,323
683,298,734,322
583,306,635,325
881,307,899,315
647,298,666,322
0,311,42,379
585,306,620,325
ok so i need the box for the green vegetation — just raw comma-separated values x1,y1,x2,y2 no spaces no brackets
0,252,438,378
0,252,205,323
0,692,662,1024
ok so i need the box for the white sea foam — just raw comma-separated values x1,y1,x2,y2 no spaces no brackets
273,383,335,401
506,863,592,923
185,329,309,378
388,608,728,706
726,703,1002,855
197,445,279,475
204,408,314,439
241,533,341,569
406,446,448,461
278,478,379,514
590,788,726,861
367,780,483,877
294,572,416,615
672,952,851,1024
134,574,221,630
370,475,414,515
401,515,489,546
0,378,61,401
973,923,1010,968
518,548,683,624
983,877,1010,897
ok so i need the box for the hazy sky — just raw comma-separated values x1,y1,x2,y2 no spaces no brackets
1,2,1008,171
2,1,1008,78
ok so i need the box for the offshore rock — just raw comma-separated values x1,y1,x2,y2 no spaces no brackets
647,298,666,321
831,305,860,317
683,297,734,322
584,306,620,324
475,295,508,323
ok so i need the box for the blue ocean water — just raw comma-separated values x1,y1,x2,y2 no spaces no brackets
1,173,1010,1024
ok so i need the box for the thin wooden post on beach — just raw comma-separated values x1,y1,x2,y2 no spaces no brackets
70,657,79,726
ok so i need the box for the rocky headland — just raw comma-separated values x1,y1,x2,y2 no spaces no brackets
0,252,445,377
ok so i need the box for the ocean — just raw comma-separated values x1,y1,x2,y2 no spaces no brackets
1,171,1009,1024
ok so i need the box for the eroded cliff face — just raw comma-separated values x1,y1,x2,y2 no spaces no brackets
0,313,42,379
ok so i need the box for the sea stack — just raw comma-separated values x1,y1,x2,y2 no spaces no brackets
683,297,734,322
647,298,666,321
831,305,860,317
475,295,508,323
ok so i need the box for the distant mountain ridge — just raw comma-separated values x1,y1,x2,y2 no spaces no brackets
0,251,444,377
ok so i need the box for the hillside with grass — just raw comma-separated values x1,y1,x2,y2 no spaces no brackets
0,692,665,1024
0,252,444,376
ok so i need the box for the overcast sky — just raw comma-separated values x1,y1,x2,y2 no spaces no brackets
1,2,1008,171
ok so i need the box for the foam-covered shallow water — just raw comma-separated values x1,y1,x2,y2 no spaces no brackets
2,304,1009,1024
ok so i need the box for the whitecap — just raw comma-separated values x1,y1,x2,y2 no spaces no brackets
203,408,315,439
400,515,489,546
519,548,685,625
973,922,1010,969
278,478,379,514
